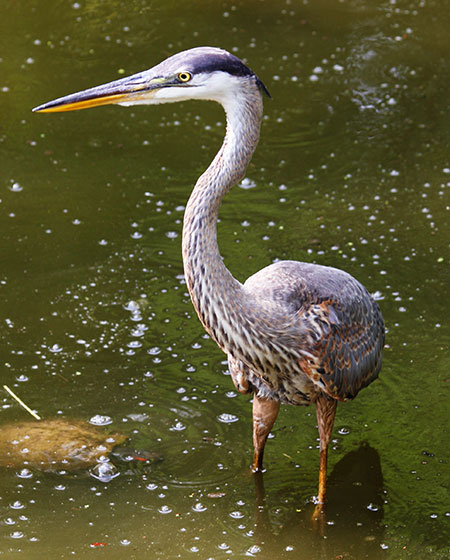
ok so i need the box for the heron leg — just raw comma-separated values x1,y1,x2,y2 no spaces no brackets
315,395,338,505
252,395,280,472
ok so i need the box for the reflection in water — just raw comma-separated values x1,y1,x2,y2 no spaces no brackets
252,443,384,559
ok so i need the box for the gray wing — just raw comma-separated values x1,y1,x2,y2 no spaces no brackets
243,260,385,402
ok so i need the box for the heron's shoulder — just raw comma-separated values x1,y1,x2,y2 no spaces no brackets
244,260,361,298
243,259,381,321
242,261,321,315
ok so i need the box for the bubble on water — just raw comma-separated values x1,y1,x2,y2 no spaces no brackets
90,462,120,483
338,427,350,435
124,300,140,312
158,505,172,514
89,414,113,426
170,421,186,432
239,178,257,190
127,340,142,349
192,502,207,512
217,413,239,424
17,468,33,479
10,501,24,510
131,325,147,337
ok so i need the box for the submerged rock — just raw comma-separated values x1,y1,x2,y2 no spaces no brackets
0,419,127,471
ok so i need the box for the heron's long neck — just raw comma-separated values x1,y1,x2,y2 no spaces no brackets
182,86,263,353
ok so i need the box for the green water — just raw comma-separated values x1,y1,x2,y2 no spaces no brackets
1,1,449,558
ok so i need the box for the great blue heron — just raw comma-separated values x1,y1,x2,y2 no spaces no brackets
33,47,384,508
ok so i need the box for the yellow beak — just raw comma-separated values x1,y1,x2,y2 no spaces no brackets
33,71,164,113
34,93,135,113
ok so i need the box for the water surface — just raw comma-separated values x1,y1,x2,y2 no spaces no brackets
1,1,449,558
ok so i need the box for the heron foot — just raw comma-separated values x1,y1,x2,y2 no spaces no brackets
311,499,326,521
311,501,326,535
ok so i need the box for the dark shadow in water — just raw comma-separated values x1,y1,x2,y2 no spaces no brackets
252,442,385,559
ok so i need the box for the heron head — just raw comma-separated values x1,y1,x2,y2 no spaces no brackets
32,47,269,113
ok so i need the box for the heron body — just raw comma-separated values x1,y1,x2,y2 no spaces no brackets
34,47,384,506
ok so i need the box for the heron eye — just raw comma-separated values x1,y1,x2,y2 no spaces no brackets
178,72,192,83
